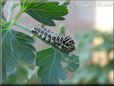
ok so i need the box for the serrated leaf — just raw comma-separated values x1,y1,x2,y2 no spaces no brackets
36,48,67,84
36,47,79,84
57,52,79,72
20,0,68,26
67,55,79,72
2,29,36,80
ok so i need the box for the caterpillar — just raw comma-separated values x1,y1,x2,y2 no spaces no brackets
31,26,75,53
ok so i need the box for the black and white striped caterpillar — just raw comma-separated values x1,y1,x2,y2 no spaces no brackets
31,26,75,53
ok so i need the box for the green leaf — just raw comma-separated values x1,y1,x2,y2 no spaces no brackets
20,0,68,26
59,25,65,35
5,72,17,84
36,48,67,84
2,29,36,80
2,63,6,83
6,64,29,84
57,51,79,72
0,0,6,21
36,48,79,84
62,0,70,5
0,46,2,83
67,55,79,72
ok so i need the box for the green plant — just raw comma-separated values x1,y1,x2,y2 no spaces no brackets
1,0,79,84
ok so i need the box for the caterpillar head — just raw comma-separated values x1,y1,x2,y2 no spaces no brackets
64,36,75,53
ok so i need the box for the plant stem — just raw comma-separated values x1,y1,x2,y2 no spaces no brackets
10,10,22,27
14,23,31,33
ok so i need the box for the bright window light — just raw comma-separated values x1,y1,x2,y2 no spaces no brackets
95,1,113,33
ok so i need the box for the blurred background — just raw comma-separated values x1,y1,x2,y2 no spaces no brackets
2,0,114,84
